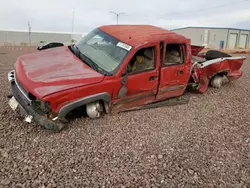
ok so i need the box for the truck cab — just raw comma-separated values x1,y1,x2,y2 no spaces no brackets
109,26,191,111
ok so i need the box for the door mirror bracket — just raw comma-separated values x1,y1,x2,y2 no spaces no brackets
118,67,129,98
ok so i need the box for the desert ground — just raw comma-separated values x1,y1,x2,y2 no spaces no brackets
0,48,249,188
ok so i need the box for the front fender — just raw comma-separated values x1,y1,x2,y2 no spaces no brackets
57,92,111,119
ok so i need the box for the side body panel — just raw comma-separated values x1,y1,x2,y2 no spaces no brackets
43,76,115,113
193,57,245,93
45,39,193,114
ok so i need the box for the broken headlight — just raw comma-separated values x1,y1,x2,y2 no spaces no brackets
34,99,52,114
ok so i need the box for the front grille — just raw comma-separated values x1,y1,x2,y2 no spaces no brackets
15,75,37,100
9,71,32,104
11,82,30,105
15,76,29,96
9,71,51,114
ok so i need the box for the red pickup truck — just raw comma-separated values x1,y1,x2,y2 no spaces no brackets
7,25,246,131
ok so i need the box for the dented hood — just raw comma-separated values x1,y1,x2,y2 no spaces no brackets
15,46,104,98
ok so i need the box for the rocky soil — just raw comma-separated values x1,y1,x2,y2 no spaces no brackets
0,48,249,188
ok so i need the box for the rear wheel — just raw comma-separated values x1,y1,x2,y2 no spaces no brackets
210,75,224,88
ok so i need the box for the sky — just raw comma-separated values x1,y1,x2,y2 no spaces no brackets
0,0,250,35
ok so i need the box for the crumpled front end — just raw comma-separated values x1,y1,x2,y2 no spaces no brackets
7,70,65,131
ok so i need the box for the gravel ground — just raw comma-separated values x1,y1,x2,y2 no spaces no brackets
0,48,250,188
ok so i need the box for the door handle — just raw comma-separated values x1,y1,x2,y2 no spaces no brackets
177,70,184,75
149,76,157,81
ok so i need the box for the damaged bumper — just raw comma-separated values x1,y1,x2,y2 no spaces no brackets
7,70,65,131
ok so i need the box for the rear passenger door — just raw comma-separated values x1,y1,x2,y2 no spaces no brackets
156,42,190,101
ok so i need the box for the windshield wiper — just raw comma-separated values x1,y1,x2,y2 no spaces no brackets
71,44,81,59
84,58,112,76
72,45,112,76
72,44,98,71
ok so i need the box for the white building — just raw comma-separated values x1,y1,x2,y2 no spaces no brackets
171,27,250,49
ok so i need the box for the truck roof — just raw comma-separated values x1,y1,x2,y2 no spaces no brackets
99,25,189,47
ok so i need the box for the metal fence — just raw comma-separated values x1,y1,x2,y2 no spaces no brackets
0,30,82,46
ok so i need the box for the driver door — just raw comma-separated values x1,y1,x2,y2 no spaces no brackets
112,44,160,111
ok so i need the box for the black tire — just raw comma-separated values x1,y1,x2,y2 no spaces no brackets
205,50,231,60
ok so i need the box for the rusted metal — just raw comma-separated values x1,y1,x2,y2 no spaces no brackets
113,92,155,105
116,95,189,113
158,85,185,95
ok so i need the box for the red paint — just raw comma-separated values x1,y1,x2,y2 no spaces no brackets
13,25,246,115
15,46,104,99
99,25,187,48
190,45,205,56
193,58,245,93
156,38,191,100
112,40,161,110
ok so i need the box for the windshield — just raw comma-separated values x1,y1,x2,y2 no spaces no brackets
74,28,132,74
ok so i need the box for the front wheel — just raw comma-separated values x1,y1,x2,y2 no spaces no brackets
86,101,104,119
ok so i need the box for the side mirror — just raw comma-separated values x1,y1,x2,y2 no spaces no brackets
118,66,129,98
37,42,64,51
121,66,129,77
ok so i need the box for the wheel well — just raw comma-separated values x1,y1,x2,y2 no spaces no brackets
211,71,228,79
64,99,110,120
64,104,87,120
209,71,228,86
58,92,111,120
98,100,110,113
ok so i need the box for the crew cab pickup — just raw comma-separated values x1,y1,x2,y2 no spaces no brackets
7,25,246,131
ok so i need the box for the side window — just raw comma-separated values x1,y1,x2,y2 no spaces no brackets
127,46,155,74
164,43,184,66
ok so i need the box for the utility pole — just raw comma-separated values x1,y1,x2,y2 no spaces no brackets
28,22,31,49
109,11,125,25
71,9,75,43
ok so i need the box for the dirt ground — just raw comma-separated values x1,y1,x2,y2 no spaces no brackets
0,48,250,188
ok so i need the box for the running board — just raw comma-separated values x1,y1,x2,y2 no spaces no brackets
119,95,189,113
